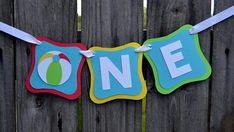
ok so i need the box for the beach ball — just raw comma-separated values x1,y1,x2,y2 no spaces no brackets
37,51,72,85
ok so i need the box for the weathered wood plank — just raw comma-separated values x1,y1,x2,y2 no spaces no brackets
0,0,15,131
81,0,143,131
14,0,78,132
210,1,234,132
146,0,211,132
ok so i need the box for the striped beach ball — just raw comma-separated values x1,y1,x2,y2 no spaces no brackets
37,51,72,85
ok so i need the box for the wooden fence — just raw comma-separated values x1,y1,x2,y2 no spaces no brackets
0,0,234,132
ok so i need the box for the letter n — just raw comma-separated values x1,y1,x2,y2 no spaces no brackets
100,55,132,90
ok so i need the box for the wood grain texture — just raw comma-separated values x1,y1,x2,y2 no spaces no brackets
210,1,234,132
81,0,143,131
146,0,211,132
14,0,78,132
0,0,15,132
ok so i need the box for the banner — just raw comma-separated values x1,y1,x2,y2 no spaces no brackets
144,25,211,94
0,5,233,104
86,43,147,104
26,37,86,100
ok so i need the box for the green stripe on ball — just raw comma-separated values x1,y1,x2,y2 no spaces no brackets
46,61,62,85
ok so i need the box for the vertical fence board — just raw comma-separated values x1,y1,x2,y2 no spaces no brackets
146,0,211,132
81,0,143,131
0,0,15,132
14,0,78,132
210,1,234,132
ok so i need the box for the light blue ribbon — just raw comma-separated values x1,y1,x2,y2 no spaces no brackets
190,5,234,34
0,22,41,45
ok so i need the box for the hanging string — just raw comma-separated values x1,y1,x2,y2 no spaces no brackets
0,22,41,45
189,5,234,34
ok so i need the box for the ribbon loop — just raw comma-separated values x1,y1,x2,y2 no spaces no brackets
135,44,152,53
80,50,95,58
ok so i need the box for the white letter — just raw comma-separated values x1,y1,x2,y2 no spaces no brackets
160,40,192,78
100,55,132,90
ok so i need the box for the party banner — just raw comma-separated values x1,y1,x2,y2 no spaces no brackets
86,43,147,104
0,6,233,103
26,37,86,100
143,25,211,94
